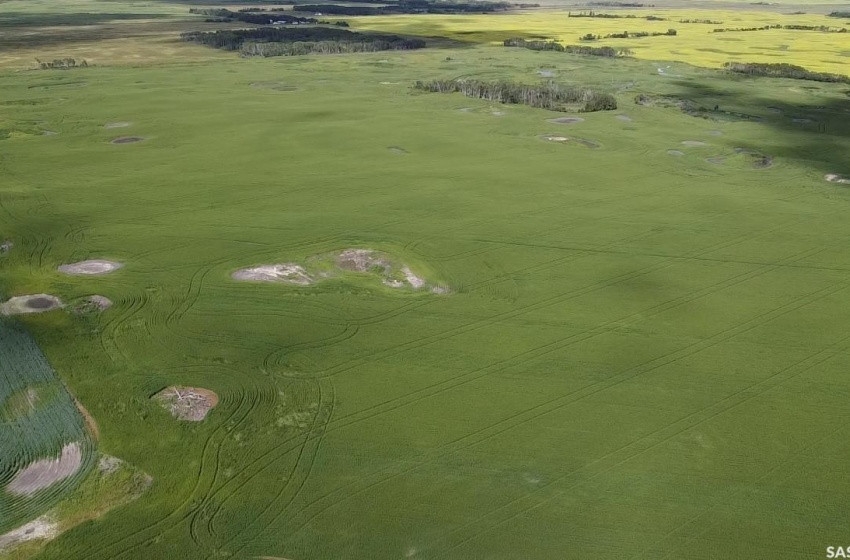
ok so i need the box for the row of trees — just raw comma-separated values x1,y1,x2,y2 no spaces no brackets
679,18,722,24
241,38,425,56
713,24,846,33
36,58,87,69
182,27,425,53
504,38,633,56
414,79,617,112
724,62,850,84
295,0,514,15
568,11,667,20
189,8,318,25
581,28,676,40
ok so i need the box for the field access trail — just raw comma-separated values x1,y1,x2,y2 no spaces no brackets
2,39,850,559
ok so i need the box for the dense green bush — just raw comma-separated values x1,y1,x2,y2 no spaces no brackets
414,79,617,112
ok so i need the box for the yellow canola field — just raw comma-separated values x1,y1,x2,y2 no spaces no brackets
351,9,850,74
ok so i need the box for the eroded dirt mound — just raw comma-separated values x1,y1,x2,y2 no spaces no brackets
154,386,219,421
0,516,58,552
336,249,391,273
58,259,123,276
7,443,83,496
110,136,144,144
825,173,850,184
232,264,313,284
75,295,113,313
547,117,584,125
1,294,63,315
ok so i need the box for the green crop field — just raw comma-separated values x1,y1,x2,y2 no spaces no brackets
0,321,95,535
2,0,850,558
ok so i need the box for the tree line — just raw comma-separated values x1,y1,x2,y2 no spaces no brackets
829,11,850,17
581,28,676,40
724,62,850,84
36,58,88,69
414,79,617,112
713,24,846,33
504,38,633,56
182,27,425,54
294,1,516,15
679,18,722,24
242,38,425,56
568,11,667,20
189,8,319,25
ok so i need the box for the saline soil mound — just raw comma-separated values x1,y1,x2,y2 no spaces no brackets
58,259,123,275
154,387,219,421
1,294,62,315
232,264,313,284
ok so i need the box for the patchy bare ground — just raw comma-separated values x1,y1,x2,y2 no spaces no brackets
615,114,632,122
336,249,390,273
154,387,219,421
681,140,707,147
0,515,58,553
1,294,63,316
825,174,850,184
7,443,83,496
0,240,11,253
74,295,113,313
541,135,600,149
667,150,684,157
104,122,130,129
232,264,313,284
402,267,426,289
58,260,123,276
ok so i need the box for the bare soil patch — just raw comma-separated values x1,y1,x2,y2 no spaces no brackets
706,157,726,165
43,130,58,136
104,122,130,129
667,150,684,157
615,115,632,122
232,264,313,284
1,294,62,315
402,267,426,289
0,516,58,552
547,117,584,125
681,140,707,147
0,240,12,253
540,135,600,148
58,259,123,276
110,136,144,144
707,130,723,136
388,146,409,155
154,386,219,421
7,442,83,496
825,173,850,184
336,249,390,273
75,295,113,313
538,70,555,77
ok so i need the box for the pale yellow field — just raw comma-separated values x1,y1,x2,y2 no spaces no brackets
351,9,850,74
